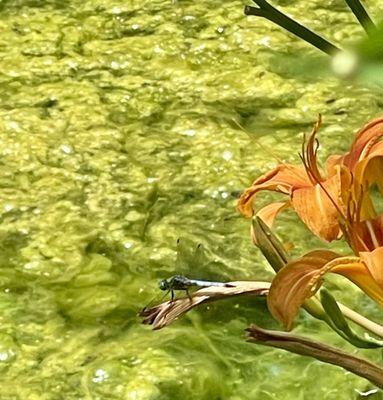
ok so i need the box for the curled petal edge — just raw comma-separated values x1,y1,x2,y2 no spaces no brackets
237,164,310,218
268,251,383,330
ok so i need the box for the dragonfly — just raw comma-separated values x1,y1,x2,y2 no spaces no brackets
142,239,230,310
159,274,231,301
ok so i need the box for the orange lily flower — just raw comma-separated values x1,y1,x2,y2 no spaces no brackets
238,116,383,244
241,116,383,329
238,115,344,242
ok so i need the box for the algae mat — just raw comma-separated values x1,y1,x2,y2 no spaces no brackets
0,0,383,398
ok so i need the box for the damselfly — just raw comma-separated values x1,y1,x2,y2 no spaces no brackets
159,274,231,301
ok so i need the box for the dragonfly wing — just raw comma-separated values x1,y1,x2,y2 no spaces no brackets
175,238,194,273
190,243,206,270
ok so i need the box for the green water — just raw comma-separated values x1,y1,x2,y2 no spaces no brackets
0,0,383,398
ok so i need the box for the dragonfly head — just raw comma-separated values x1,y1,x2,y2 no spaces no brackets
159,279,170,291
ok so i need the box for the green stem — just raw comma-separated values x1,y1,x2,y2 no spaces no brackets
339,303,383,339
345,0,376,35
244,0,339,55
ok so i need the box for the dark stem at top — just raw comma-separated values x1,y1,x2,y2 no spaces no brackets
244,0,340,55
345,0,376,36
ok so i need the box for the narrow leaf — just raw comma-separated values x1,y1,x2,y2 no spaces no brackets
320,289,383,348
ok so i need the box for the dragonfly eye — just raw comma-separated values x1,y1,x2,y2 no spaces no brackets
159,280,169,291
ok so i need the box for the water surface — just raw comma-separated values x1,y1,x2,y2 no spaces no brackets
0,0,383,398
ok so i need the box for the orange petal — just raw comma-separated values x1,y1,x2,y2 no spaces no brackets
268,250,383,330
360,247,383,286
341,157,383,251
267,250,339,330
354,156,383,202
339,164,352,204
369,140,383,160
342,214,383,254
344,117,383,170
291,174,343,241
330,257,383,309
256,201,291,229
337,166,369,253
326,154,344,177
238,165,310,218
358,216,383,252
251,201,291,246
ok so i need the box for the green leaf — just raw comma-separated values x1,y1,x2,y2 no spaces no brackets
320,289,383,349
251,217,289,272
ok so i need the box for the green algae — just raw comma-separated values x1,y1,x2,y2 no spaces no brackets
0,0,382,398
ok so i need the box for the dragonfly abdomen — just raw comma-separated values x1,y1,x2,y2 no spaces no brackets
187,279,228,288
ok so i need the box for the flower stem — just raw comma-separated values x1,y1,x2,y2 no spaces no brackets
338,303,383,339
244,0,339,55
345,0,376,35
247,325,383,389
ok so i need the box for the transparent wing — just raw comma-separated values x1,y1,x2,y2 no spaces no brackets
175,239,208,274
175,238,189,273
